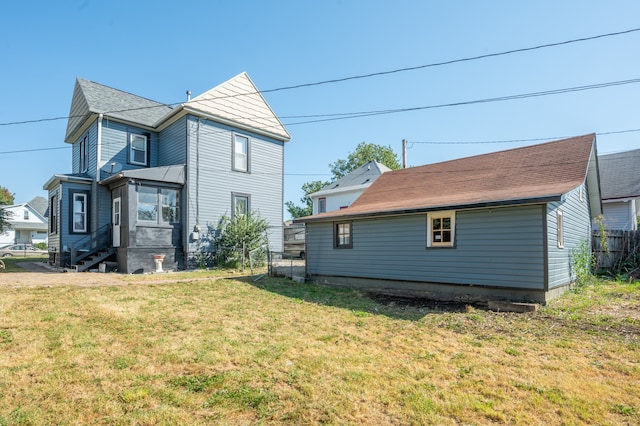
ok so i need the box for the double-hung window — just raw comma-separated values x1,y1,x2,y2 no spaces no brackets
129,134,148,166
318,198,326,213
334,221,352,249
557,210,564,248
233,134,249,172
72,193,88,233
427,210,455,248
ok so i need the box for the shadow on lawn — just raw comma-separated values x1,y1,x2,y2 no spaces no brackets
242,275,477,321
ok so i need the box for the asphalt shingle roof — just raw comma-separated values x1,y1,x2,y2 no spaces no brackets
299,134,596,221
598,148,640,200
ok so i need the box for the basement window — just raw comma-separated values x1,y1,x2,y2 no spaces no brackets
427,210,456,248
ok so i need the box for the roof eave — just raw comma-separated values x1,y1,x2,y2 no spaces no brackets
295,195,563,224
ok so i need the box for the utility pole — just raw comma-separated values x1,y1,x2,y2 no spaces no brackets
402,139,407,168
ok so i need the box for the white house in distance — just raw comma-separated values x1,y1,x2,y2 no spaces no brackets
0,196,49,246
598,148,640,230
308,160,391,215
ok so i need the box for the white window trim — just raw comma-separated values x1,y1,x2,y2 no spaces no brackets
129,134,148,166
427,210,456,248
557,210,564,248
318,197,326,214
73,193,88,233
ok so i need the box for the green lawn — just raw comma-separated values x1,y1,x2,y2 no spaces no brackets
0,272,638,424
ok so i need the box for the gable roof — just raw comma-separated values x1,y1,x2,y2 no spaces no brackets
27,196,48,218
598,148,640,201
310,160,392,198
65,78,173,143
298,134,600,222
180,72,291,142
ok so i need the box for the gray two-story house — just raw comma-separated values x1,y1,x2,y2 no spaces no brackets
44,72,291,273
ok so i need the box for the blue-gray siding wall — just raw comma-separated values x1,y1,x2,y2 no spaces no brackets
57,181,93,250
72,125,97,176
159,116,188,165
306,205,545,289
184,116,285,253
100,121,160,177
47,186,60,251
546,184,592,289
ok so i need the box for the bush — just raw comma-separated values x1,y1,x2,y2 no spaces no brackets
215,210,269,269
34,242,47,250
571,239,596,287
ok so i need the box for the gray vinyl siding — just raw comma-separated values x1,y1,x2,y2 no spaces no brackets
184,116,284,253
601,201,634,230
159,116,188,165
306,204,545,289
100,121,160,177
58,181,93,250
71,126,97,176
47,186,61,251
546,184,592,289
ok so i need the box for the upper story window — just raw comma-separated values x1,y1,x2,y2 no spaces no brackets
427,210,456,248
334,221,352,249
72,193,88,233
23,210,29,220
129,133,148,166
318,198,326,214
232,193,250,217
233,134,249,172
79,136,88,173
137,186,180,224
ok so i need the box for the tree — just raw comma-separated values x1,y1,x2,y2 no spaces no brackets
0,185,14,233
286,142,402,218
329,141,402,180
285,180,329,219
215,209,270,269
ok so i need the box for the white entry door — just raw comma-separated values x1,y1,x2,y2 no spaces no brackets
112,197,121,247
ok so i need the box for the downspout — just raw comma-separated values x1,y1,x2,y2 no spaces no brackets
93,113,104,237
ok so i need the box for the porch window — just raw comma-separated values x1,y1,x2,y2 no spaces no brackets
232,193,250,217
427,210,456,248
137,186,180,224
318,197,326,213
233,134,249,172
129,133,148,166
334,221,352,249
557,210,564,248
72,193,88,233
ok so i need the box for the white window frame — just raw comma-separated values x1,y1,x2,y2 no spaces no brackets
557,210,564,248
129,134,148,166
233,134,249,172
318,197,326,213
427,210,456,248
72,193,88,233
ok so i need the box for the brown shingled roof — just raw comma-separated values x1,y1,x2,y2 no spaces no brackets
299,134,596,222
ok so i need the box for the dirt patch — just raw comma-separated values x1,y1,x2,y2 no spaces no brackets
0,262,130,288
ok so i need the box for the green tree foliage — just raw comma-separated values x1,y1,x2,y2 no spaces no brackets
285,180,329,219
329,141,402,180
0,185,15,233
286,142,402,218
215,209,269,269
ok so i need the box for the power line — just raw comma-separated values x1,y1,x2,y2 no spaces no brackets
1,27,639,128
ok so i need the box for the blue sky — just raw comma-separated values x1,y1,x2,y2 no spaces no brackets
1,1,639,219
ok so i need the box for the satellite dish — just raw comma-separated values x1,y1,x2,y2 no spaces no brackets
101,162,123,175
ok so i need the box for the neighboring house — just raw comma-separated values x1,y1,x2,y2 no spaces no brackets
0,196,49,246
296,134,601,304
597,148,640,230
44,72,291,272
309,160,391,214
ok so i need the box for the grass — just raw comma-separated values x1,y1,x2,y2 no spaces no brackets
0,272,639,425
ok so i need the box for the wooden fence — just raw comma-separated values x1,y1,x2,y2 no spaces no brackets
592,230,640,272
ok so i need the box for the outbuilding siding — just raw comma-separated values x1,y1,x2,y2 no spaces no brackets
307,204,545,290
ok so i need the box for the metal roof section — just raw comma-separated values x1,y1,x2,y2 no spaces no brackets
310,160,392,198
100,164,186,186
43,173,93,190
65,78,174,143
598,148,640,200
297,134,599,223
180,72,291,142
